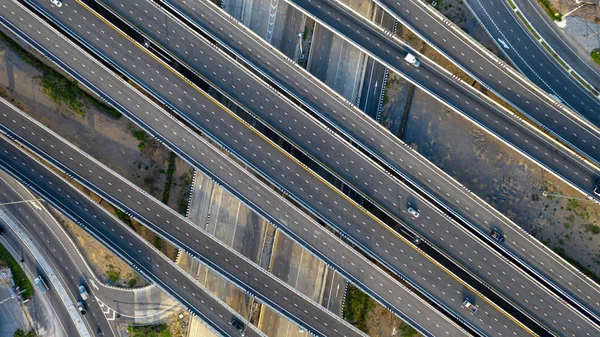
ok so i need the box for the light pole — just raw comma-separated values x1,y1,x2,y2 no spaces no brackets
542,190,590,201
0,198,42,207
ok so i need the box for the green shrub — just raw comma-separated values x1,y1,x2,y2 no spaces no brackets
0,243,34,299
592,49,600,66
342,284,374,333
536,0,562,21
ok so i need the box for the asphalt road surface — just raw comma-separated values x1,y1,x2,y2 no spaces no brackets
374,0,600,166
0,133,269,337
0,172,110,337
84,0,600,334
463,0,600,128
142,0,600,324
0,5,466,336
23,0,541,335
512,0,600,93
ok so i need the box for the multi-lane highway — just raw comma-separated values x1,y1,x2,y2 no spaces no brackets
24,0,549,335
2,0,596,334
370,0,600,165
281,0,600,199
0,4,469,336
0,92,361,337
510,0,600,92
26,0,600,334
0,171,112,336
0,115,269,337
464,0,600,122
75,0,600,334
151,0,600,327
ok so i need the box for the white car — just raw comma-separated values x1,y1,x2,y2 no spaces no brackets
50,0,62,7
463,298,478,313
407,206,420,218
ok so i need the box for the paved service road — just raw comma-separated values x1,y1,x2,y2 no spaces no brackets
0,4,466,336
0,171,114,336
511,0,600,93
374,0,600,165
0,129,268,337
464,0,600,125
27,0,540,335
84,0,599,334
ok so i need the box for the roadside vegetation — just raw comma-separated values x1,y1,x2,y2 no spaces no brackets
0,242,34,299
0,30,121,118
343,284,373,333
592,49,600,67
536,0,562,21
13,329,37,337
343,284,421,336
128,323,172,337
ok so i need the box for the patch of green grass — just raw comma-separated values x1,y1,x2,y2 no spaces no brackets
541,41,568,70
0,242,34,299
0,31,121,118
342,284,374,333
131,130,150,151
516,11,541,40
161,152,176,204
13,329,37,337
153,235,162,250
584,224,600,235
507,0,516,10
536,0,562,21
106,265,120,283
591,49,600,66
40,70,86,115
128,323,172,337
177,172,192,215
570,71,599,96
114,208,133,228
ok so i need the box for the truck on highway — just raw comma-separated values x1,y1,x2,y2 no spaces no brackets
404,53,420,67
77,301,86,315
34,276,49,295
79,285,89,301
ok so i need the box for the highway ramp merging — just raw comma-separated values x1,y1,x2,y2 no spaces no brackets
0,2,467,336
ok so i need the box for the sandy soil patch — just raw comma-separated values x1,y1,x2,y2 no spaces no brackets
0,26,192,275
49,208,148,288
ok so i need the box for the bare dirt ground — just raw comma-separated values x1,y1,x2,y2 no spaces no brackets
385,0,600,279
403,86,600,279
49,209,148,288
366,304,420,337
550,0,600,23
0,28,191,278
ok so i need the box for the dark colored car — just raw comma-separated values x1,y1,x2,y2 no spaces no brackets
231,318,246,336
0,226,5,235
491,229,505,243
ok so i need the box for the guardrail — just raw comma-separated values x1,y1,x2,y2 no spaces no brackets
0,208,91,337
151,0,598,332
0,3,468,336
0,142,247,337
